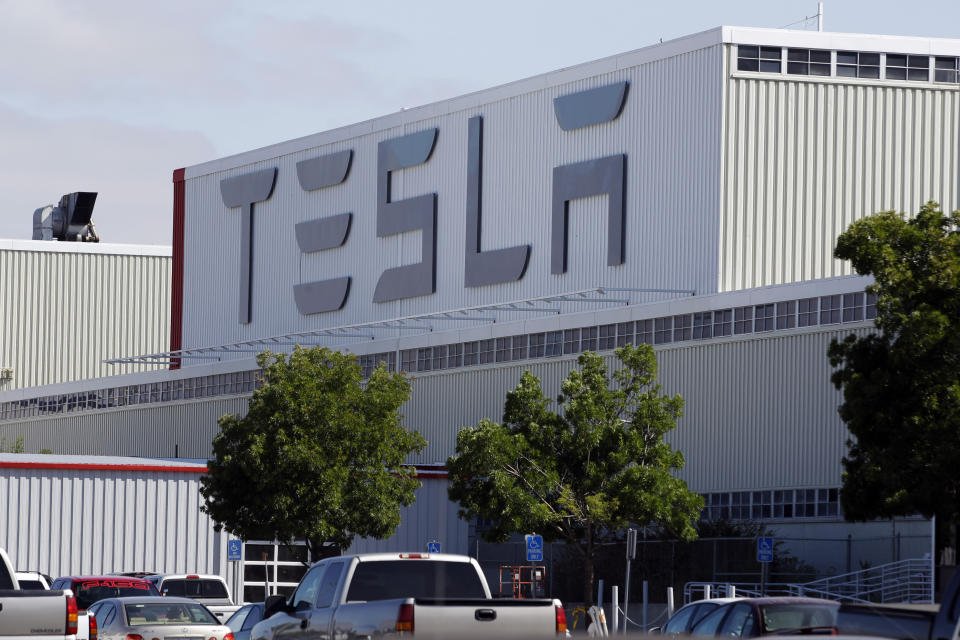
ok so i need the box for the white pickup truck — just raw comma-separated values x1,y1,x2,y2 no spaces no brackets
142,573,241,622
251,552,566,640
0,548,84,640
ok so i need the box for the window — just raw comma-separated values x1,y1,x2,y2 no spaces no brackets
314,561,345,608
865,291,877,319
432,346,447,371
673,315,692,341
787,48,830,76
836,51,880,78
463,341,479,366
529,333,546,358
818,488,839,517
843,292,864,322
599,324,616,350
545,331,563,356
730,491,750,520
511,335,528,361
751,491,772,520
738,45,782,72
798,297,818,327
616,322,634,347
654,317,672,344
479,339,495,364
776,300,796,329
713,309,732,337
400,349,417,372
935,56,960,83
886,54,929,81
797,489,817,517
693,312,713,339
820,294,842,324
734,306,753,334
636,319,654,344
417,348,432,372
773,490,794,518
346,560,487,601
581,326,598,351
496,337,511,362
754,304,775,332
563,329,580,354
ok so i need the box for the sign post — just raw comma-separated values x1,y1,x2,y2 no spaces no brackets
757,537,774,595
623,528,637,633
227,539,242,604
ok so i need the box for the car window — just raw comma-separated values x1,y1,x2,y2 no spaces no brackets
691,604,731,637
664,604,698,634
719,604,755,638
73,579,159,610
160,578,229,599
241,604,264,630
51,579,64,590
292,565,327,610
18,579,45,589
692,603,719,626
760,603,838,633
345,560,487,601
315,562,346,608
225,605,250,631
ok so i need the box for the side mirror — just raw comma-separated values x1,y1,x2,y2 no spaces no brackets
264,594,289,618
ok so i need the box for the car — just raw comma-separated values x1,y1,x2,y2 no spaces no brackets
140,573,240,621
656,598,742,635
225,602,264,640
14,570,52,590
688,597,839,638
49,575,161,611
87,595,234,639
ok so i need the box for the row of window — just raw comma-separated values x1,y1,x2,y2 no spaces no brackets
703,488,840,521
737,46,960,83
0,289,875,421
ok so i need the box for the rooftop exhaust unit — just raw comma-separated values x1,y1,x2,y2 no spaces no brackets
32,191,100,242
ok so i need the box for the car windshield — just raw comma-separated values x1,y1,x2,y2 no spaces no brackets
125,602,218,625
73,579,159,610
346,560,487,600
161,578,229,599
760,603,838,633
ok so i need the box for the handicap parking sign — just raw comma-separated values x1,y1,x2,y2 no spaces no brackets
427,541,441,553
757,536,774,563
227,539,242,562
525,534,543,562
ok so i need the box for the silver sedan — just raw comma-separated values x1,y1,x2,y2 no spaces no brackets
87,596,233,640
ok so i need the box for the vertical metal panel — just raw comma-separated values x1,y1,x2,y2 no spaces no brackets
347,477,469,555
0,247,171,391
0,466,230,579
181,45,724,350
721,46,960,291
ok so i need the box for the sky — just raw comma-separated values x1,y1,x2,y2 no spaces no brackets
2,0,960,246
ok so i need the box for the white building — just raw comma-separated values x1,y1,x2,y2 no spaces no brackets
1,25,957,599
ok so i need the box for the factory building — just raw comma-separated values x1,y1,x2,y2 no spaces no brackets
2,25,958,598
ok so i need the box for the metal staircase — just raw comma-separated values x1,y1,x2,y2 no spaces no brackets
684,558,933,604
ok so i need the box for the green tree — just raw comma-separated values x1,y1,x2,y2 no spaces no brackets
829,202,960,531
0,435,24,453
200,346,427,557
447,344,703,604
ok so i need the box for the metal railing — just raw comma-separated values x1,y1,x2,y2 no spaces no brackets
684,558,933,604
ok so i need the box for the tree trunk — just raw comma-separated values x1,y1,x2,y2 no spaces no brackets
583,553,595,606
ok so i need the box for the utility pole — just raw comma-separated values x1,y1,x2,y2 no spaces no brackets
623,528,637,634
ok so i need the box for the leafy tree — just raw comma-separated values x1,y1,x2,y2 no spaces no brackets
829,202,960,533
447,344,703,604
200,346,427,557
0,435,23,453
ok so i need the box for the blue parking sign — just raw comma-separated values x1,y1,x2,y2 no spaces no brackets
427,541,441,553
757,536,774,563
227,539,242,562
525,534,543,562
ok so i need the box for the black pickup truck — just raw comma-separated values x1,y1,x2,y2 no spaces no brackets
837,572,960,640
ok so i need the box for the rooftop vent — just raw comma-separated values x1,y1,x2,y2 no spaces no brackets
32,191,100,242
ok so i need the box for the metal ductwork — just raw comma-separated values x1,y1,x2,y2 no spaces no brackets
32,191,100,242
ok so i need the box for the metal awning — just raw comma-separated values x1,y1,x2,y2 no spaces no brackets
105,286,695,366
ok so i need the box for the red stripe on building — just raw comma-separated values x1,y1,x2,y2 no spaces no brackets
170,168,186,369
0,461,207,474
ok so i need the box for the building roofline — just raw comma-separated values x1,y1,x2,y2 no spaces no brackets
0,453,207,473
0,239,171,257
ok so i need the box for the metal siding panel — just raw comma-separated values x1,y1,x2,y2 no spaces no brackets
181,46,725,350
721,46,960,291
0,248,171,391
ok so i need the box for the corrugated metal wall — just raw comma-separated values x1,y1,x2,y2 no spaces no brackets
0,466,234,581
2,324,861,493
0,247,171,390
720,46,960,291
181,44,724,349
347,477,468,555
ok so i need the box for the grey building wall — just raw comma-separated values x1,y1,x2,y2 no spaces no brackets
0,241,171,391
